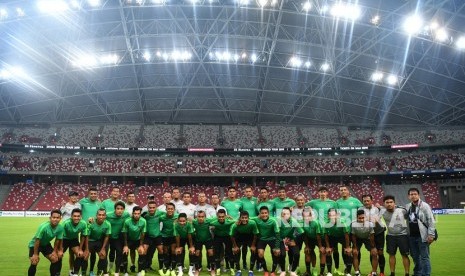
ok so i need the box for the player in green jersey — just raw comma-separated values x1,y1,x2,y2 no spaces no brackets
80,208,111,276
101,186,121,213
324,208,352,276
272,187,296,215
211,209,236,276
253,206,280,276
142,200,165,272
305,186,337,224
79,187,101,222
239,186,258,270
351,210,378,276
27,209,64,276
256,187,275,217
59,208,88,276
159,202,180,276
122,206,147,275
230,211,258,276
106,201,131,275
221,186,243,220
174,213,196,276
191,210,216,276
336,185,363,223
277,207,304,276
301,208,325,276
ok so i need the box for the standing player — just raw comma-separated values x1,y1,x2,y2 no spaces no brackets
240,186,258,270
301,208,325,276
272,187,296,214
101,187,121,213
125,191,139,272
194,192,216,218
231,211,258,276
60,208,88,276
142,200,165,272
256,187,275,217
79,187,101,222
106,201,131,276
158,192,173,212
27,209,64,276
60,191,81,220
221,186,243,220
381,195,410,276
253,206,281,276
174,213,196,276
171,188,184,209
122,206,147,275
336,185,362,224
178,192,197,219
278,207,304,276
305,187,337,223
361,195,386,276
351,210,378,276
191,210,216,276
80,208,111,276
324,209,352,276
159,203,180,276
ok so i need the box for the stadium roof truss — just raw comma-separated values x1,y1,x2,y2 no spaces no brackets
0,0,465,127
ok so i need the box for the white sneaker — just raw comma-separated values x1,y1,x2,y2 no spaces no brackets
326,273,333,276
124,273,129,276
280,272,286,276
189,271,195,276
114,274,119,276
178,271,184,276
289,272,297,276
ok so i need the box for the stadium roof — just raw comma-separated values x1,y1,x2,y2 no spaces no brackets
1,0,465,127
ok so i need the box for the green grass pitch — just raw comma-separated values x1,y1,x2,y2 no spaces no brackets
1,215,462,275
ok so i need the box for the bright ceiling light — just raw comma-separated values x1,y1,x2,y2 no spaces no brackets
143,52,151,61
429,21,439,30
304,61,311,68
403,14,424,35
100,54,119,65
371,15,380,25
251,54,257,63
0,66,26,79
320,5,329,14
435,28,448,42
257,0,268,7
72,55,98,68
371,71,383,82
152,0,166,4
330,3,361,20
320,62,330,72
456,36,465,50
289,56,302,67
16,7,25,17
70,0,81,9
0,8,8,19
239,0,249,6
241,52,247,59
87,0,101,7
302,1,311,12
37,0,69,13
387,75,398,85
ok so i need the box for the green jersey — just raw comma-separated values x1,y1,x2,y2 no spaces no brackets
191,219,213,243
62,219,88,240
230,220,259,236
101,198,120,213
252,217,280,241
256,200,275,217
220,199,243,219
87,220,112,242
324,219,350,238
240,197,258,217
160,213,179,238
336,197,363,222
278,217,303,239
302,219,323,239
143,210,165,238
210,218,235,237
122,217,147,241
106,211,131,239
28,221,64,248
305,199,337,221
79,197,101,221
273,197,296,212
174,222,195,239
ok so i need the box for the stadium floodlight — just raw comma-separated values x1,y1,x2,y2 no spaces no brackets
238,0,250,6
37,0,70,14
429,21,439,30
250,53,257,63
371,71,383,82
241,52,247,59
320,5,329,14
16,7,25,17
70,0,81,9
0,66,26,79
387,74,398,85
143,52,151,61
435,28,448,42
87,0,101,7
456,36,465,50
320,62,330,72
156,51,162,57
330,3,361,20
289,56,302,67
304,61,311,68
371,15,380,25
152,0,166,4
257,0,268,8
0,8,8,19
403,14,423,35
99,54,119,65
302,1,311,12
233,54,239,61
72,55,98,68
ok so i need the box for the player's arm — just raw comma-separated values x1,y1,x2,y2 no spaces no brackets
369,232,377,255
187,233,195,254
343,232,351,255
54,237,63,259
31,239,41,264
122,231,129,254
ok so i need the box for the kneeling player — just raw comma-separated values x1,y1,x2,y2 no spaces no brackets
27,209,64,276
351,210,378,276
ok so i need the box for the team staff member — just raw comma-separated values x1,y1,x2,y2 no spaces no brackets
59,208,88,276
122,206,147,275
80,208,111,276
106,201,130,275
60,191,81,220
381,195,410,276
27,209,64,276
